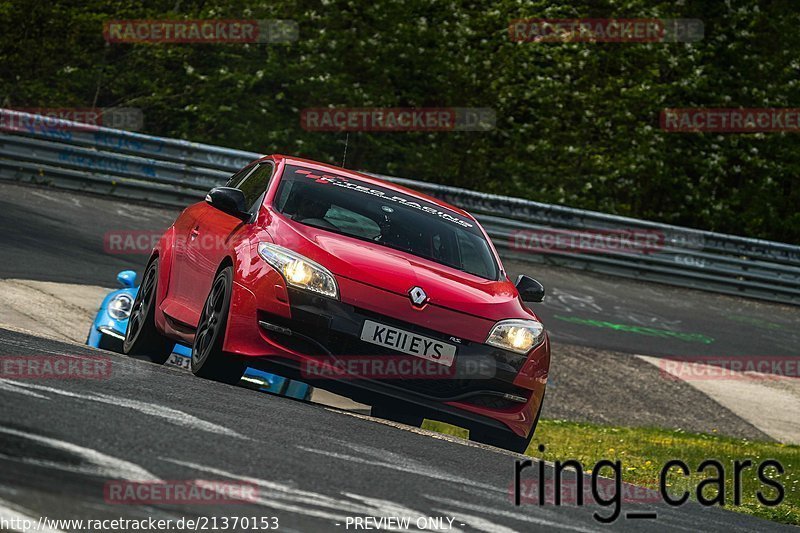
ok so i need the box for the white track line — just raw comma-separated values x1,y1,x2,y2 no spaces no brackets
0,426,158,481
0,498,66,533
0,380,247,440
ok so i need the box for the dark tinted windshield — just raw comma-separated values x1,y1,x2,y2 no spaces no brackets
275,165,499,280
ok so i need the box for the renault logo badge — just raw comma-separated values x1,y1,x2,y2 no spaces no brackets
409,286,428,307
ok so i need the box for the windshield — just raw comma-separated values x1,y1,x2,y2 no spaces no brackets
275,165,500,280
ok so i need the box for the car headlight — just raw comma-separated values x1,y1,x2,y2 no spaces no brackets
257,242,339,299
485,319,545,354
108,294,133,320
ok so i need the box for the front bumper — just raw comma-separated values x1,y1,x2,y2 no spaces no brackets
87,314,127,352
225,281,549,438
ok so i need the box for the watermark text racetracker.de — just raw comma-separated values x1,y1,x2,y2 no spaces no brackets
300,108,495,132
103,19,298,44
104,480,258,504
0,516,279,531
0,107,144,132
511,229,664,255
0,355,112,380
105,230,234,255
509,18,704,43
301,355,496,381
661,108,800,133
658,356,800,380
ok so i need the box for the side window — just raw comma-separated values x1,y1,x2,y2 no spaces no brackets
236,163,274,212
225,165,256,188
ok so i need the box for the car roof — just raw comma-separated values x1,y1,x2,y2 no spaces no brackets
260,154,475,221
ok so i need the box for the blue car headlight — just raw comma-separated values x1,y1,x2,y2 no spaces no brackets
108,294,133,320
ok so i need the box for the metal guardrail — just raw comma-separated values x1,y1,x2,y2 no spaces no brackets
2,108,799,306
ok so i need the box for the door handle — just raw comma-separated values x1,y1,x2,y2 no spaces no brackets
190,226,200,240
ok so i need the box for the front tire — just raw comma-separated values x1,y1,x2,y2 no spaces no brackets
191,266,246,385
123,259,173,364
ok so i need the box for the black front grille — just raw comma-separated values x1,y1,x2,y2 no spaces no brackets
377,374,529,402
257,289,531,405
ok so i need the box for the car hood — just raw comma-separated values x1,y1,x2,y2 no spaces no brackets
271,218,536,321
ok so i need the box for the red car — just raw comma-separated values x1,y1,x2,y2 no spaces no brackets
123,155,550,453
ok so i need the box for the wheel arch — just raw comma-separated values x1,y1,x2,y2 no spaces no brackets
216,255,235,277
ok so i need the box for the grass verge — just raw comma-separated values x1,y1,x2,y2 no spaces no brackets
422,418,799,525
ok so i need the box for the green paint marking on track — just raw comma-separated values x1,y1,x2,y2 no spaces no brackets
553,314,715,344
727,314,787,331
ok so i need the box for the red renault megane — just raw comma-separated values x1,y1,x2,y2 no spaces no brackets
123,155,550,453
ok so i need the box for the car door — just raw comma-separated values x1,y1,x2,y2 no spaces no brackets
165,164,257,328
186,161,276,317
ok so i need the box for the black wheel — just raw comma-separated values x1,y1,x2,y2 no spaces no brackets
371,404,424,427
191,266,246,385
123,259,173,364
469,395,544,454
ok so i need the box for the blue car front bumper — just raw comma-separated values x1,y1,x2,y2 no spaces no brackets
89,286,312,401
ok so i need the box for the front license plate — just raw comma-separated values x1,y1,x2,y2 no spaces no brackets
360,320,456,367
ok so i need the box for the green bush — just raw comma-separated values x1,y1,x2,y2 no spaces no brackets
2,0,798,243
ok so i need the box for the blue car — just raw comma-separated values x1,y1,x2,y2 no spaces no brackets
88,270,313,400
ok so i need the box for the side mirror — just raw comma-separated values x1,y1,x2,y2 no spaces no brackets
205,187,251,221
117,270,137,288
515,275,545,303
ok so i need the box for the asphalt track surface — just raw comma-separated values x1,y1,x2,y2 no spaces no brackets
3,182,798,361
0,329,791,532
0,182,798,531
